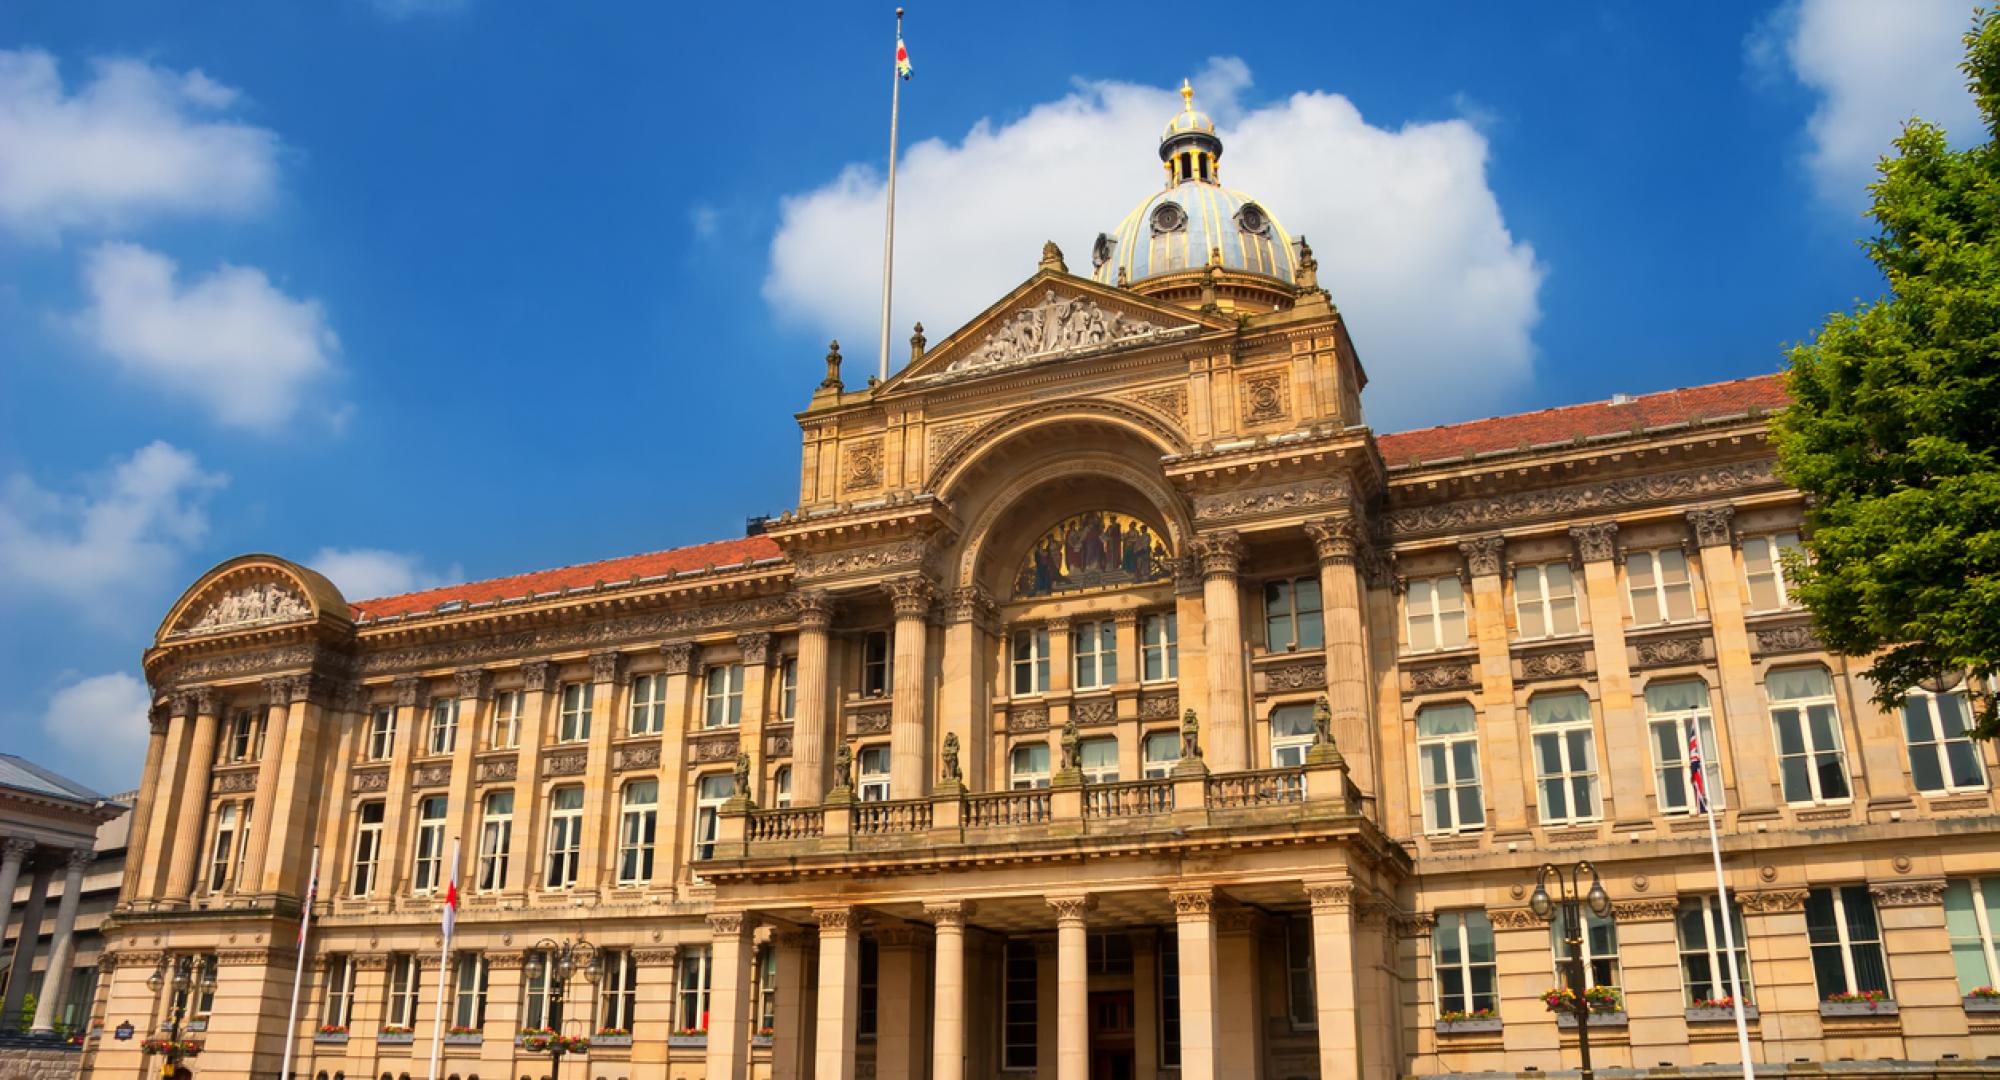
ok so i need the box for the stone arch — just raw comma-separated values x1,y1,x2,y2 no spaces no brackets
926,397,1187,497
953,451,1192,594
154,553,350,645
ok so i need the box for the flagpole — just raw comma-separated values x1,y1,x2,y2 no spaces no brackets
279,845,319,1080
877,6,905,382
426,838,459,1080
1696,722,1756,1080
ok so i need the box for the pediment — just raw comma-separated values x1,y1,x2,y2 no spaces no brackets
889,271,1228,391
157,554,349,644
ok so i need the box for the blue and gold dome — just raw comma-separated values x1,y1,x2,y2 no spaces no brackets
1091,80,1300,296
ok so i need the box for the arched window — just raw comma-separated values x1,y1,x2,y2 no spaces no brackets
1528,691,1599,825
1416,703,1483,835
1766,666,1850,804
1644,680,1723,814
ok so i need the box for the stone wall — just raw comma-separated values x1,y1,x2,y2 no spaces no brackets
0,1039,79,1080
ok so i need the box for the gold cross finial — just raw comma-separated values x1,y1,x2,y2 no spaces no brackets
1180,78,1194,111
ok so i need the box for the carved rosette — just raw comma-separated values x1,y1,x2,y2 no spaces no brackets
737,632,772,667
1569,521,1620,564
1046,896,1093,924
1871,880,1946,907
1686,505,1736,548
1458,536,1506,578
1192,532,1244,579
1168,889,1214,917
792,591,835,632
453,668,490,701
1304,518,1359,566
660,641,698,676
886,576,935,620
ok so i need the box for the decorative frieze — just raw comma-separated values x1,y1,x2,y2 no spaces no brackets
1265,659,1327,692
170,644,322,684
1075,698,1116,727
351,768,388,794
358,597,794,675
212,769,259,795
1569,521,1620,564
793,541,928,581
1736,889,1809,913
1407,661,1475,692
475,757,517,783
849,710,891,736
1010,705,1049,732
1686,505,1736,548
1610,899,1678,921
1487,908,1541,930
412,763,451,788
1633,634,1707,667
1193,478,1346,523
765,731,793,760
942,290,1171,375
1387,460,1781,538
691,733,741,764
613,743,661,771
1518,648,1589,681
1139,692,1180,719
542,751,587,777
176,580,311,636
1871,880,1947,907
1752,622,1822,655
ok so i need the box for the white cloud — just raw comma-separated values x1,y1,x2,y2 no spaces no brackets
0,442,226,614
76,242,342,432
40,672,152,794
764,58,1543,428
308,547,462,601
1756,0,1983,205
0,49,278,238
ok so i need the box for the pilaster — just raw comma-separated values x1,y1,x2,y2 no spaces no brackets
791,593,835,804
1308,517,1378,794
1194,532,1249,771
887,575,935,798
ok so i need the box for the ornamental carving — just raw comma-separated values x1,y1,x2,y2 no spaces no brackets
1240,371,1291,425
1011,705,1049,732
1736,889,1809,913
1388,460,1781,538
708,913,746,935
849,710,891,736
816,908,854,931
1304,517,1360,564
542,751,587,777
1686,505,1736,548
357,597,795,676
287,672,336,706
476,758,517,783
519,660,554,692
169,644,322,684
1193,478,1347,524
1266,660,1327,692
945,585,996,625
350,768,388,794
1871,880,1947,907
843,439,883,492
945,290,1170,374
213,770,259,795
412,764,451,788
886,576,935,619
1306,883,1352,912
614,743,661,771
1128,385,1189,423
1168,889,1214,916
1610,899,1678,921
1458,537,1506,578
924,902,972,927
589,651,624,684
1140,692,1180,719
736,632,772,666
1075,698,1116,727
1408,662,1474,692
765,732,793,759
692,734,741,763
660,641,698,676
631,948,680,964
195,687,218,715
452,668,489,700
792,591,835,630
1192,532,1244,577
1519,649,1589,680
179,581,311,636
263,676,288,706
394,676,425,708
1634,635,1706,666
1753,623,1822,655
1487,908,1541,930
1046,895,1094,923
1569,521,1620,563
793,541,929,581
927,422,976,466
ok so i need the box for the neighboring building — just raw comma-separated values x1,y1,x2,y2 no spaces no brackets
89,85,2000,1080
0,756,126,1039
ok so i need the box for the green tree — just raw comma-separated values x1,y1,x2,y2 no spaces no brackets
1774,9,2000,731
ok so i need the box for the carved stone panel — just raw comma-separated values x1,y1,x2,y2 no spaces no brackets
842,438,883,493
613,743,661,771
1517,648,1590,682
849,709,891,737
1265,660,1327,692
1406,661,1475,693
475,757,517,783
176,580,312,636
1632,634,1708,668
1139,692,1180,719
1752,622,1822,656
1011,704,1049,732
1388,460,1780,538
412,763,451,789
1239,370,1291,425
944,289,1171,375
1193,478,1348,524
351,768,389,794
690,734,741,764
1075,698,1116,727
542,751,588,777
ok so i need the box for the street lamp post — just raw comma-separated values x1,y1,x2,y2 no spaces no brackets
146,955,214,1079
1531,861,1612,1080
524,937,599,1080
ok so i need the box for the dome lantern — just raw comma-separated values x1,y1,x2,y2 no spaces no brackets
1160,79,1222,186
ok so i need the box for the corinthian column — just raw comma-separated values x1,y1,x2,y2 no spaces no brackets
164,688,221,902
28,848,91,1034
0,839,32,949
791,592,835,804
1305,518,1375,793
238,677,292,893
1194,533,1249,772
886,576,935,798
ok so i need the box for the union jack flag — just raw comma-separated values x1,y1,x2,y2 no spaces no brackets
1687,720,1710,814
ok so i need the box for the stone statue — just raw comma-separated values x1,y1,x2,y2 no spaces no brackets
185,580,310,633
734,751,752,793
1060,718,1081,772
1313,695,1334,747
1181,708,1202,761
941,731,962,782
820,339,844,390
946,290,1165,373
832,744,853,791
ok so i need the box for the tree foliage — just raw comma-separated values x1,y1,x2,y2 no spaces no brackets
1774,10,2000,731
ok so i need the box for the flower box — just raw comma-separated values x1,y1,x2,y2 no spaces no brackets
1686,1005,1760,1023
1820,1000,1898,1018
592,1033,633,1048
443,1032,483,1046
1967,995,2000,1014
1557,1010,1628,1029
752,1034,775,1048
377,1030,415,1046
314,1032,349,1045
1434,1017,1503,1035
668,1033,708,1048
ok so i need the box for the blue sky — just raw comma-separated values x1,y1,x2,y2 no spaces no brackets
0,0,1985,791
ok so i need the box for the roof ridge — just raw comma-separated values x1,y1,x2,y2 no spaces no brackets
349,534,777,607
1379,372,1784,443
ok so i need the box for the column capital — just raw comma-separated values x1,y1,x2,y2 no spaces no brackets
1167,887,1214,917
885,575,936,619
792,589,836,631
1304,517,1361,565
261,677,290,706
2,838,35,862
1686,504,1736,548
518,659,555,693
453,667,491,701
1045,614,1073,635
944,585,996,627
1112,610,1140,630
736,631,772,667
1172,552,1205,596
813,906,856,933
1569,520,1620,564
659,641,699,676
1192,531,1244,578
287,672,337,706
1304,880,1353,913
924,900,975,927
193,686,219,717
392,675,426,708
171,689,198,719
1457,536,1506,578
1046,894,1093,925
708,911,752,936
589,650,625,685
62,848,92,873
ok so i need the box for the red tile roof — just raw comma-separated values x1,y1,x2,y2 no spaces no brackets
1375,373,1787,468
349,535,783,619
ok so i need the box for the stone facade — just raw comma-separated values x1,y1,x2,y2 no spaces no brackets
82,89,2000,1080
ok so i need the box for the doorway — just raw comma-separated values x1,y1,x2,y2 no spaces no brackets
1089,989,1135,1080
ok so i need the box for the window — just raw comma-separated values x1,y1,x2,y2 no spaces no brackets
1416,703,1484,834
207,803,241,892
1551,907,1621,991
1002,939,1037,1069
320,954,355,1028
756,945,778,1033
1806,885,1890,999
488,690,521,750
427,698,457,755
1405,575,1468,653
558,683,593,743
411,795,448,893
351,801,385,896
629,673,667,736
1158,932,1180,1070
1010,742,1050,790
694,773,735,862
1269,703,1316,767
386,953,420,1028
1073,620,1118,690
544,786,584,888
677,945,712,1033
1087,933,1133,975
857,745,892,802
1265,577,1324,652
1677,896,1753,1006
780,658,798,721
1768,666,1850,804
1434,912,1497,1015
1646,680,1726,815
1012,628,1051,697
1529,692,1600,825
774,766,792,809
704,665,744,728
861,631,891,697
225,709,258,762
1143,731,1181,778
365,708,396,761
1626,547,1696,625
476,791,512,892
1904,690,1986,794
452,953,488,1030
1514,562,1580,639
520,949,553,1029
1944,877,2000,995
858,937,879,1038
1078,737,1119,784
598,950,637,1033
1285,915,1316,1028
1142,612,1179,682
1742,531,1802,612
617,780,658,884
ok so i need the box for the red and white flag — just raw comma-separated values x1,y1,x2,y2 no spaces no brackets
441,862,459,941
1687,720,1710,814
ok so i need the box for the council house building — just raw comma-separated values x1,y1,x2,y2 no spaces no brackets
86,85,2000,1080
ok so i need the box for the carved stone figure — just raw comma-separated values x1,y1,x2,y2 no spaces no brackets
734,751,752,793
947,290,1165,373
184,581,311,634
1181,708,1202,761
940,732,961,782
832,744,853,792
1312,695,1334,747
1060,718,1081,772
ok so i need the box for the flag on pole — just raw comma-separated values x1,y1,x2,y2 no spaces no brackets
896,36,913,80
441,861,459,941
1687,720,1710,814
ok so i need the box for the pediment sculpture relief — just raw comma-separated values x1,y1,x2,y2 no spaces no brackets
179,581,312,635
939,290,1175,378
